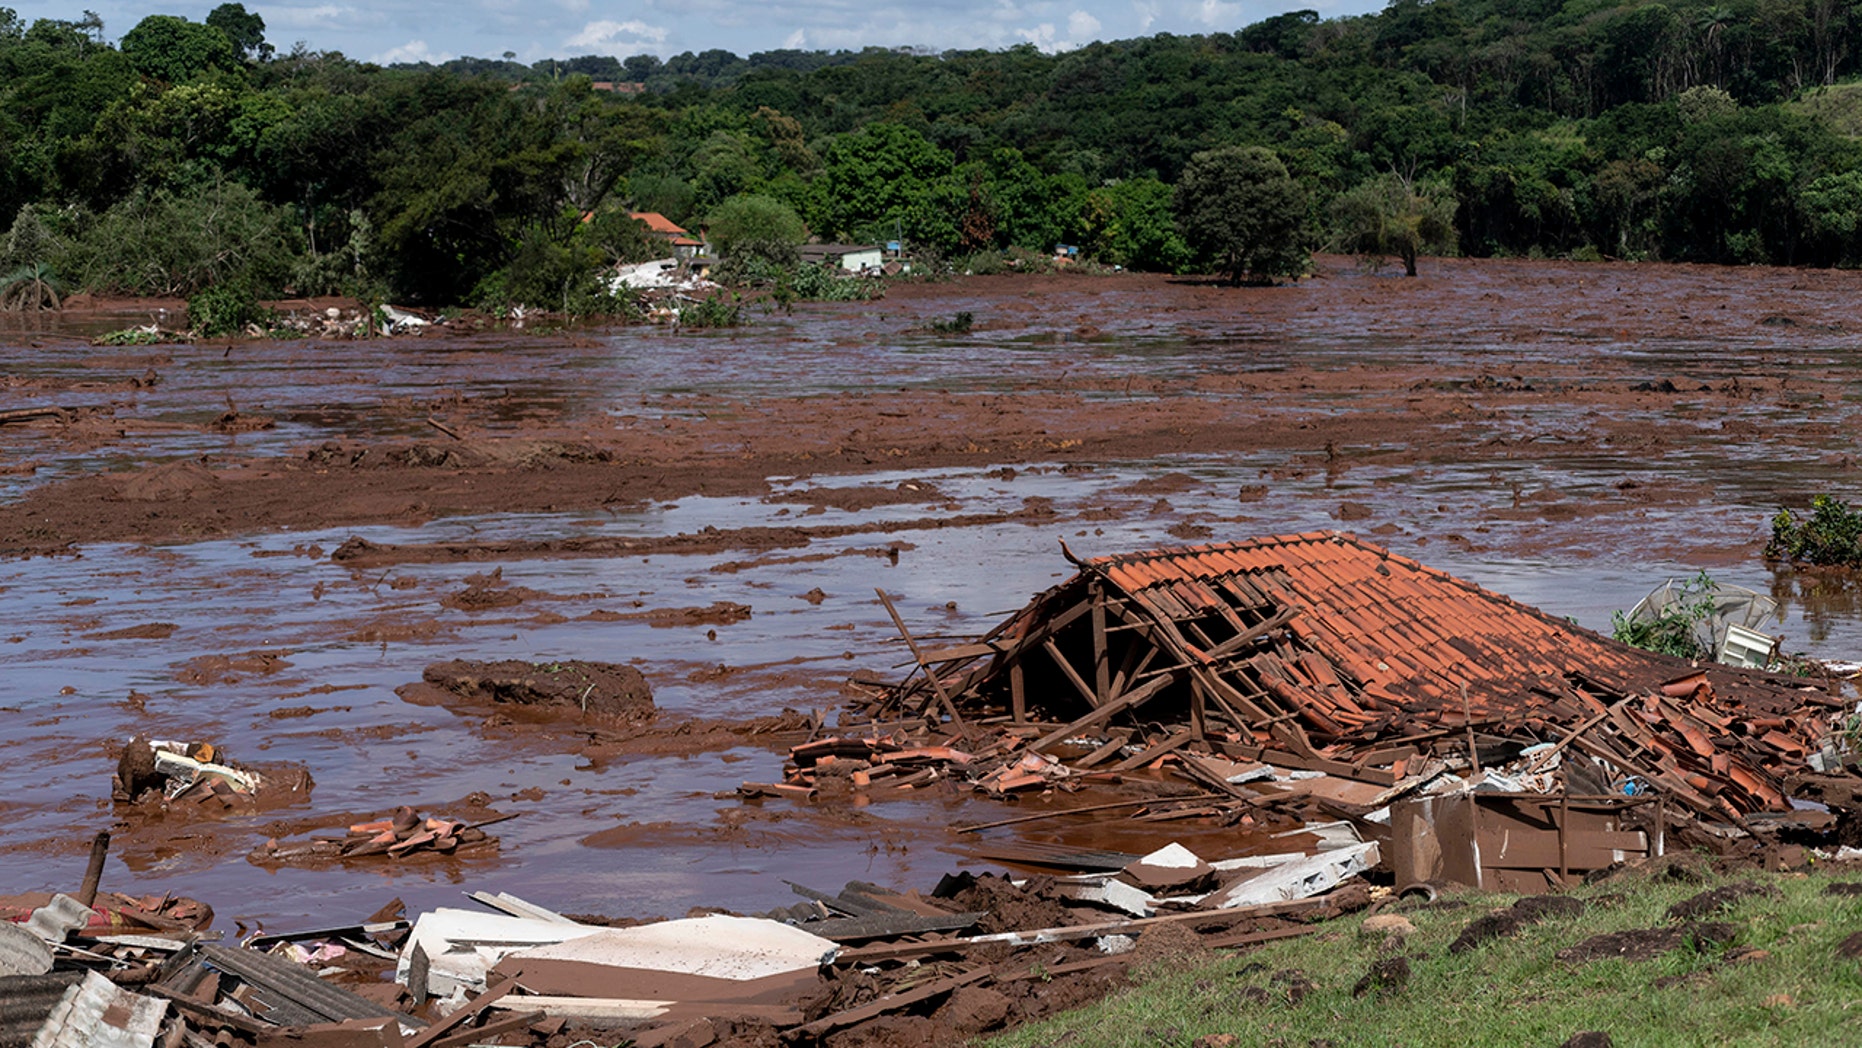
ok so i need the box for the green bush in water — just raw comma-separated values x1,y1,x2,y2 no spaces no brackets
187,283,268,337
1766,494,1862,567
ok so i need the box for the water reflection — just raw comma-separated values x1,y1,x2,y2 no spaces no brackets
1769,565,1862,645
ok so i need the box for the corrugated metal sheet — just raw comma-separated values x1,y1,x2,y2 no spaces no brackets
0,972,85,1048
27,972,163,1048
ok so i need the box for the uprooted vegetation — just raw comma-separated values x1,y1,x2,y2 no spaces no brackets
1610,571,1720,660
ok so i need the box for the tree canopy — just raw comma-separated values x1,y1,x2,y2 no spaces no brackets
5,0,1862,308
1174,145,1309,284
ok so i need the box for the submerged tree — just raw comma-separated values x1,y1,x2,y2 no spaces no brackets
1172,145,1308,285
1331,172,1458,276
0,207,61,312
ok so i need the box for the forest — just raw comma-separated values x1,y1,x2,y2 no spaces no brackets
7,0,1862,310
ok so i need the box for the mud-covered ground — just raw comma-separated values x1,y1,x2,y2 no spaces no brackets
3,255,1861,932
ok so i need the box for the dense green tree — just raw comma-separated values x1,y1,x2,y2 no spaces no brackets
809,122,964,253
1331,172,1458,275
5,0,1862,307
119,14,235,83
1173,145,1309,284
205,3,268,62
706,193,806,257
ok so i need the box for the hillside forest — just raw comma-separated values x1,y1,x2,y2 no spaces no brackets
8,1,1862,311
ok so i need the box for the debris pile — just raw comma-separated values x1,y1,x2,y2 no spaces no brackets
112,737,311,814
250,806,506,867
14,532,1861,1046
860,534,1861,848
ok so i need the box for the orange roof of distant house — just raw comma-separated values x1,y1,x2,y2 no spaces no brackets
630,212,688,236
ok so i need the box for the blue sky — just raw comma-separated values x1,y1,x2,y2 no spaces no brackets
9,0,1386,66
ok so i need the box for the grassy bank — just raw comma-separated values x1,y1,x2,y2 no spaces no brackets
988,862,1862,1048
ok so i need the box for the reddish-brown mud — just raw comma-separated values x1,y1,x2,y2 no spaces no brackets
3,256,1858,557
4,256,1862,929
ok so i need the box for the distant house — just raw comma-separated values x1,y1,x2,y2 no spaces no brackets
589,81,647,93
800,243,884,272
630,212,704,260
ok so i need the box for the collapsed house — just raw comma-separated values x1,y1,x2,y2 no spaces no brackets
874,532,1860,838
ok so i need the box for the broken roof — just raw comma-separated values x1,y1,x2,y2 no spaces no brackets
887,532,1849,821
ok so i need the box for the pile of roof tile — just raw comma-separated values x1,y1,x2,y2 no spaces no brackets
866,533,1861,833
249,806,501,866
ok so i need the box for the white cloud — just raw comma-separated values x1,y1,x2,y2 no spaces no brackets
1197,0,1242,26
257,4,358,30
370,38,453,64
1067,9,1102,38
1131,0,1160,32
783,28,807,48
564,18,670,49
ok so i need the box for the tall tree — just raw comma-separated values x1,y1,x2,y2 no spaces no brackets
120,14,235,83
1331,172,1458,276
205,3,269,61
1173,145,1309,285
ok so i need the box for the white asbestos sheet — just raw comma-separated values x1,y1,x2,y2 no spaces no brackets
1204,841,1380,909
398,908,601,996
509,915,839,981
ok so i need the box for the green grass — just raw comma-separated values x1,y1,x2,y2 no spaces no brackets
987,864,1862,1047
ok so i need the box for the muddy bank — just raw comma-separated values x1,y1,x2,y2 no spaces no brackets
4,257,1860,560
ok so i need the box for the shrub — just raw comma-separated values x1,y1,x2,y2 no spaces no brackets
187,283,267,337
679,294,742,328
928,311,974,334
57,181,295,297
1767,494,1862,567
786,263,879,302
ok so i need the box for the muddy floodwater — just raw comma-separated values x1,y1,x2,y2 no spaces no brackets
4,255,1862,931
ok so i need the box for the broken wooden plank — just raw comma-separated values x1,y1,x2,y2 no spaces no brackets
807,911,986,942
1027,675,1172,754
1201,605,1300,660
1108,728,1193,772
967,841,1140,872
405,981,515,1048
951,792,1222,833
833,898,1326,964
1043,637,1102,709
1072,729,1134,769
1202,924,1321,950
876,588,970,734
1210,742,1396,786
423,1009,545,1048
1091,585,1111,703
783,968,991,1041
916,642,999,663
